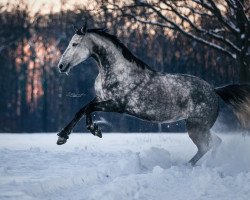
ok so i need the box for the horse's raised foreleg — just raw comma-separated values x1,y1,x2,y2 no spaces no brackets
85,112,102,138
57,98,122,145
57,98,97,145
84,99,123,138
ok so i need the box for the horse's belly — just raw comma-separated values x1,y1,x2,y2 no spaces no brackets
129,112,186,123
125,100,189,123
125,110,187,123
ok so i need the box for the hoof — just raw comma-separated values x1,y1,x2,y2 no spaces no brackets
187,161,195,167
57,129,70,145
88,123,102,138
95,129,102,138
57,136,67,145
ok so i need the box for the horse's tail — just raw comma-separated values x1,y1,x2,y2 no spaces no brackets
215,84,250,129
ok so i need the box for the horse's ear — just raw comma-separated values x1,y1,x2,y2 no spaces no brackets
73,25,78,32
80,21,87,34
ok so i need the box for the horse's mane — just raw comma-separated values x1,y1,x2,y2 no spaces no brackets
84,28,152,70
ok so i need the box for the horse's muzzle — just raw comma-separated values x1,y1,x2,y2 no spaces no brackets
58,63,70,73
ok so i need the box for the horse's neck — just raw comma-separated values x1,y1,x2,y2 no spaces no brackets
89,34,155,90
90,35,137,76
91,36,119,73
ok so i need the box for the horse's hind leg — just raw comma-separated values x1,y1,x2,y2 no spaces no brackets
186,118,221,166
210,133,222,158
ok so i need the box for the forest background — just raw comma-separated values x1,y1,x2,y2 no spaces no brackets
0,0,249,133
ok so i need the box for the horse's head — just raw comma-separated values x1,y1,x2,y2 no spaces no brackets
58,23,91,74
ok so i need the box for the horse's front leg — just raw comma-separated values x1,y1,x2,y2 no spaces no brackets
57,98,97,145
86,112,102,138
84,99,124,138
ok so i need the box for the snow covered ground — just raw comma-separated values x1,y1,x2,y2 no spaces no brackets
0,133,250,200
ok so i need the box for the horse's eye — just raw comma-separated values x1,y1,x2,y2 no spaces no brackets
72,43,78,47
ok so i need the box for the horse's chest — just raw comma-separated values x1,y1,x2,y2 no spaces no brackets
94,74,105,99
94,74,120,100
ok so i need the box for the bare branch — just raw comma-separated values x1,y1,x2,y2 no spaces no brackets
126,12,236,59
193,0,241,34
125,13,175,29
164,2,241,52
174,4,213,18
234,0,250,23
225,0,237,9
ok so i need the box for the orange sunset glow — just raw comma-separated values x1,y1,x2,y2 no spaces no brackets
14,35,61,111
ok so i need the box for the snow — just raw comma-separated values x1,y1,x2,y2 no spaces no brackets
1,133,250,200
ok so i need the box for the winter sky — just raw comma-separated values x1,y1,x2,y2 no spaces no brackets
0,0,89,14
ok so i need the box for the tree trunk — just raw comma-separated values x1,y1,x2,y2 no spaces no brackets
238,54,250,83
42,67,48,132
236,0,250,83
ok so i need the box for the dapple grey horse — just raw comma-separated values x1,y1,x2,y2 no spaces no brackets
57,24,250,165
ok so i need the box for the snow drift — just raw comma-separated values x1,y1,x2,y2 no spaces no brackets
0,133,250,200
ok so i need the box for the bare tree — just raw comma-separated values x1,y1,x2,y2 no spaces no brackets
107,0,250,82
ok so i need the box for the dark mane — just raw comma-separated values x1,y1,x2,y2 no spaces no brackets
85,28,152,70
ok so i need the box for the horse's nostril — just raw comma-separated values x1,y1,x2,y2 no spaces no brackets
59,64,63,69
